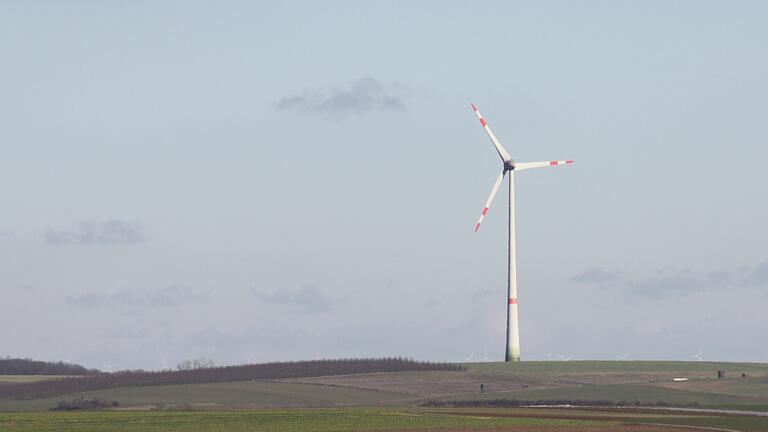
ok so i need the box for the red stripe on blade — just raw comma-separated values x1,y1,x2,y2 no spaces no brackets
549,161,558,166
480,118,487,127
481,207,489,215
566,160,574,164
471,103,478,111
474,223,481,232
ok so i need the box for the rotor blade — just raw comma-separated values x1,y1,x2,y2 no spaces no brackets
475,170,506,232
514,160,574,171
471,103,512,162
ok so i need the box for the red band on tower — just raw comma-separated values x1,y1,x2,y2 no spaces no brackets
508,298,517,305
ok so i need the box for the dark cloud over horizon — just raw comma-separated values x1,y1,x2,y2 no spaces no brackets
45,220,144,245
570,260,768,299
276,78,407,116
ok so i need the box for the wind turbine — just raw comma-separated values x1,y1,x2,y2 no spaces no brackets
471,103,573,362
693,347,703,362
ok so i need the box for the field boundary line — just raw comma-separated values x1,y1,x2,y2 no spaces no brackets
636,422,741,432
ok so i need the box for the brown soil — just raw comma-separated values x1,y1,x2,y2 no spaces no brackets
655,378,768,400
384,426,707,432
280,371,748,399
280,371,545,397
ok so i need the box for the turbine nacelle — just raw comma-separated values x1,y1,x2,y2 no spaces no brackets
472,103,573,233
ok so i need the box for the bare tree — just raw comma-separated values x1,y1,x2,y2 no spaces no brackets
176,357,215,371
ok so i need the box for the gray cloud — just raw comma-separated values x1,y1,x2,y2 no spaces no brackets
703,270,736,287
569,268,620,285
746,260,768,287
67,286,207,309
251,285,331,313
625,273,703,298
46,220,144,245
571,260,768,299
276,78,407,116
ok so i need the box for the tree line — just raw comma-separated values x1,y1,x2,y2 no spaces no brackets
0,357,463,400
0,357,98,376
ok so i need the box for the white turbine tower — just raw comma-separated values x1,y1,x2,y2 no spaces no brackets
471,103,573,362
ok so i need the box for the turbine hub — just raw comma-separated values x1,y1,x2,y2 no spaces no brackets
504,160,516,171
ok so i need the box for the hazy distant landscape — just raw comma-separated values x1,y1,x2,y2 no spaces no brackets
1,357,768,431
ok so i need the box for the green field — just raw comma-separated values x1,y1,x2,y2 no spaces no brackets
446,382,768,406
464,360,768,377
0,380,411,412
2,361,768,431
4,361,768,412
284,361,768,408
0,376,71,384
0,408,602,432
3,407,768,432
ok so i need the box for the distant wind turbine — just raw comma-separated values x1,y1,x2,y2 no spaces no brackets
471,103,573,362
693,348,703,362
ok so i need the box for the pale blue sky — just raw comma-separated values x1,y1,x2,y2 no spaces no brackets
1,1,767,369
